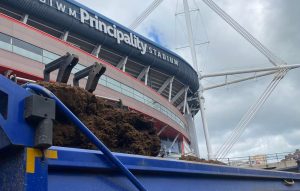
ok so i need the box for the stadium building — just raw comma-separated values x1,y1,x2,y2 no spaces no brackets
0,0,200,155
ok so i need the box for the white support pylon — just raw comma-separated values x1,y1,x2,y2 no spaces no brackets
183,0,212,159
198,88,213,159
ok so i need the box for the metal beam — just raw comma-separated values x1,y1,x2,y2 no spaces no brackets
201,64,300,79
145,68,149,85
92,44,101,58
198,90,213,159
183,87,189,114
168,133,180,152
158,76,174,94
15,76,36,83
61,31,69,41
183,0,199,70
22,14,29,24
168,77,174,102
137,66,149,80
184,114,200,157
116,56,128,72
176,41,210,50
137,66,150,85
175,8,200,16
176,89,191,114
129,0,164,30
177,99,191,114
203,71,278,91
177,100,185,110
157,125,168,136
171,86,186,104
186,102,191,114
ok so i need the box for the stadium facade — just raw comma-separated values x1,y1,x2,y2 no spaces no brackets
0,0,200,155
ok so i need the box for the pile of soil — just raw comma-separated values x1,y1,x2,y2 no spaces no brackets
38,82,161,156
179,155,226,165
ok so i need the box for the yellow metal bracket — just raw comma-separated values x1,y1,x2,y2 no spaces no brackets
26,147,58,173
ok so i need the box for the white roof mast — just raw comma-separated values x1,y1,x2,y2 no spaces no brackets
182,0,212,159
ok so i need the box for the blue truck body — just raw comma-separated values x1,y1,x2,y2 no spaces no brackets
1,74,300,191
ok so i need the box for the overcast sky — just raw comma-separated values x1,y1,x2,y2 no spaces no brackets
76,0,300,159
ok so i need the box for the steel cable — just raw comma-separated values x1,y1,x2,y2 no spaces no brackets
216,69,287,159
218,75,284,159
217,70,286,158
202,0,286,66
215,72,280,157
203,0,283,65
130,0,163,29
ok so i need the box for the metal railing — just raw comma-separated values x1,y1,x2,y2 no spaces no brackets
217,151,299,169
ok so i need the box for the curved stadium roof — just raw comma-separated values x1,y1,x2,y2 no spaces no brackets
4,0,199,93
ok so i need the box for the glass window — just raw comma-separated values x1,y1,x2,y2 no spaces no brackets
12,39,42,62
133,90,145,102
122,89,134,97
12,46,42,62
121,84,133,93
43,50,60,61
0,33,12,51
101,75,108,82
13,38,42,55
121,84,134,97
42,57,54,65
75,64,86,71
99,79,106,86
134,90,144,98
170,140,180,153
134,95,144,103
107,77,120,87
107,78,121,92
161,138,180,154
98,75,107,86
144,96,153,105
109,84,121,92
152,102,161,111
71,63,87,74
0,33,11,43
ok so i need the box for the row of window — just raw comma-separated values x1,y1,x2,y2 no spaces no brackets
98,75,185,128
0,32,185,129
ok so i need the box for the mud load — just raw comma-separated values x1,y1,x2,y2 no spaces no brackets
38,82,161,156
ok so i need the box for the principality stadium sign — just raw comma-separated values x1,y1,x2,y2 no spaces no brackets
38,0,179,65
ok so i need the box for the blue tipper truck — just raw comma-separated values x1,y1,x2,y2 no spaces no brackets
1,74,300,191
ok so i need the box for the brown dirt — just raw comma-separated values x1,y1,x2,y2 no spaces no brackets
38,82,161,156
179,155,226,165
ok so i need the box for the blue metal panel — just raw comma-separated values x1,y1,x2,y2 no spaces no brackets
0,148,48,191
49,172,300,191
0,149,26,191
0,75,35,149
3,146,300,191
26,155,48,191
48,147,300,191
